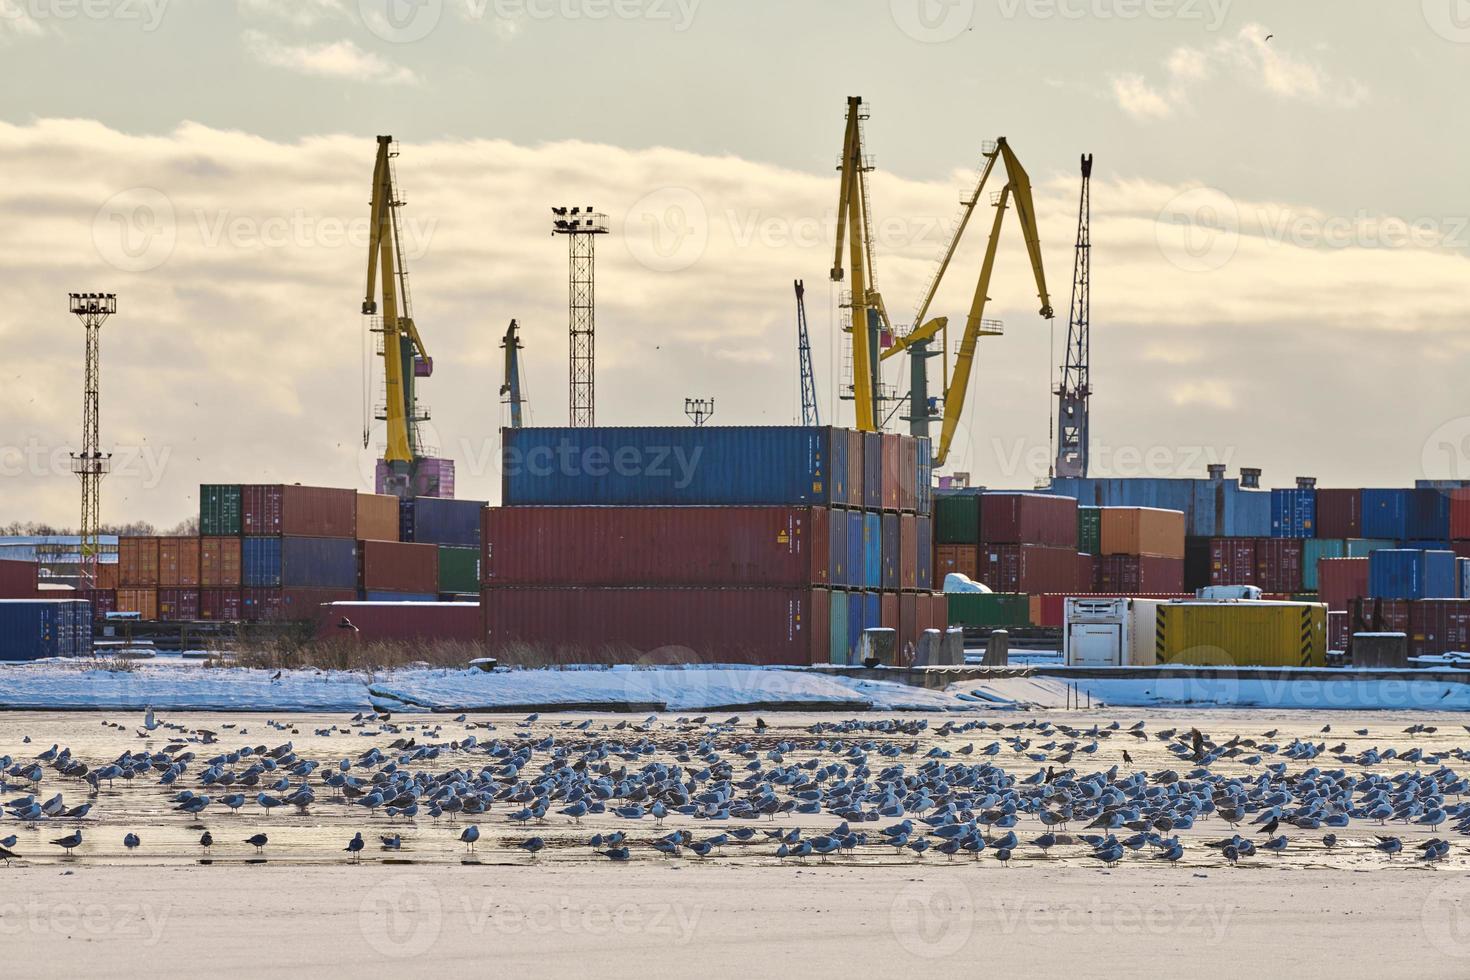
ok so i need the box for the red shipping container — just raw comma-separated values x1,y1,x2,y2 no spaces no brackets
897,592,919,663
920,592,946,635
483,506,830,587
157,587,200,621
899,512,919,591
360,540,440,593
75,588,116,620
1080,553,1098,592
881,434,901,512
898,436,918,512
0,558,38,598
200,537,242,587
1349,597,1409,635
1095,555,1185,594
881,592,898,631
1318,557,1369,612
1451,490,1470,541
119,537,160,587
242,485,357,538
1255,538,1304,593
1409,599,1470,656
94,562,119,591
1315,489,1362,539
480,587,831,666
242,587,355,623
313,600,481,643
159,538,201,587
1453,541,1470,561
200,588,243,621
979,543,1078,594
1209,538,1258,586
980,493,1078,548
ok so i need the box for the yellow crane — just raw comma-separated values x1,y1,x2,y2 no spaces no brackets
362,134,433,496
879,136,1054,466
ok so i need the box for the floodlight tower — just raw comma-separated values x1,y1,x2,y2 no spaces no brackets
67,292,116,589
551,206,609,427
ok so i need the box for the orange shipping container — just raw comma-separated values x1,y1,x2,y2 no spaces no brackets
200,536,243,587
934,544,978,581
116,587,158,620
118,538,160,587
1099,507,1185,559
94,562,120,590
356,493,401,542
158,537,201,587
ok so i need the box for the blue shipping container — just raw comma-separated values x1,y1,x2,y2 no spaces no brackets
1362,489,1409,540
502,426,833,506
830,431,851,507
846,513,864,592
243,536,357,588
403,497,485,547
862,591,881,630
846,593,863,664
1407,488,1451,541
863,432,883,510
1368,549,1458,600
0,599,92,659
1460,558,1470,599
1271,489,1316,538
829,509,849,588
363,591,437,602
881,513,900,591
916,515,934,590
1050,477,1269,538
863,513,882,589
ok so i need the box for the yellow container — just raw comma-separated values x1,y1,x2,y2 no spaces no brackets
1150,601,1326,667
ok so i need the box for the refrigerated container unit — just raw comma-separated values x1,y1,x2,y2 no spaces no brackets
199,484,242,536
241,484,357,538
1064,597,1326,667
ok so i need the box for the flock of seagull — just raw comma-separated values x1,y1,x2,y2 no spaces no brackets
1,709,1467,868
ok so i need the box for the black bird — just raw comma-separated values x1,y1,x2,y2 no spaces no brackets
200,831,214,852
0,845,18,865
1258,817,1280,837
1122,750,1133,766
244,833,269,853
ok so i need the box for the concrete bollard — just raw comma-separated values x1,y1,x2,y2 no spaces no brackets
858,627,897,667
941,627,966,667
1352,632,1408,669
983,629,1010,667
912,629,943,667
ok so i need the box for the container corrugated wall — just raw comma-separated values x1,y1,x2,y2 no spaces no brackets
1368,549,1458,600
862,513,881,589
981,492,1078,547
242,536,358,588
1270,489,1316,538
356,493,402,542
403,497,485,547
360,540,439,593
200,537,242,587
934,494,981,544
312,601,480,643
159,538,201,587
1152,602,1326,667
242,485,357,538
437,546,480,594
199,485,242,536
1098,507,1185,558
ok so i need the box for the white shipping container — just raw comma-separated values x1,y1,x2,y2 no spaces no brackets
1063,597,1164,666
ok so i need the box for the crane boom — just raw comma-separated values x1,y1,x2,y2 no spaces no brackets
501,319,526,429
794,280,820,426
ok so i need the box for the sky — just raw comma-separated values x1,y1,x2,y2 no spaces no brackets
2,0,1470,527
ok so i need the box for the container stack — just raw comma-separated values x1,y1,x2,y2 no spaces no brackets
484,426,941,665
398,496,485,599
1093,507,1186,592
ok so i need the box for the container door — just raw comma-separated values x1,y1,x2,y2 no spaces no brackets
1068,624,1122,666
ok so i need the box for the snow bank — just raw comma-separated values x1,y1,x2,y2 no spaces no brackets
0,663,372,712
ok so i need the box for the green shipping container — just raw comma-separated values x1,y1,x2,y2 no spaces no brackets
200,484,242,536
1078,507,1102,556
437,546,480,594
946,592,1031,628
1345,538,1396,558
935,494,981,544
829,590,849,664
1302,539,1344,590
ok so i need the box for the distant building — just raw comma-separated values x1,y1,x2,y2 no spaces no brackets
0,535,119,586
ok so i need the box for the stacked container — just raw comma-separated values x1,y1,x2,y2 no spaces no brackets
1094,507,1186,593
975,492,1080,594
238,485,358,621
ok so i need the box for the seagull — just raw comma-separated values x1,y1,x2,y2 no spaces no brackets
200,831,214,853
346,832,364,862
519,837,546,857
0,844,16,865
51,831,83,855
380,834,402,850
123,833,141,851
244,833,269,854
460,825,480,851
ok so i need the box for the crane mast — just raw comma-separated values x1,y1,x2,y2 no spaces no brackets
794,280,820,426
501,319,526,429
1054,153,1092,479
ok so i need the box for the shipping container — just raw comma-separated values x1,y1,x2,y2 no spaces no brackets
862,591,881,632
93,562,119,591
1369,549,1458,600
199,588,242,621
897,591,919,663
947,592,1031,628
241,587,355,623
979,544,1078,594
845,429,864,511
981,492,1078,548
199,484,242,536
242,536,358,589
402,497,485,547
1099,507,1185,558
881,433,900,511
846,591,864,660
899,436,919,512
1451,489,1470,541
1349,597,1410,636
1034,592,1192,629
881,513,900,591
915,516,933,591
0,600,93,659
1184,538,1212,592
158,537,201,587
1408,599,1470,656
828,590,849,664
438,546,479,594
934,544,978,583
1255,538,1305,593
934,493,982,544
1319,557,1370,612
480,587,830,666
1209,538,1258,586
1314,489,1362,539
847,514,864,594
1328,610,1347,651
900,512,919,591
829,509,850,588
881,592,899,633
1094,555,1185,593
1302,538,1345,591
502,425,837,506
364,591,437,602
0,558,37,598
1270,489,1317,538
313,600,480,643
356,493,402,542
1077,507,1101,556
1080,552,1099,591
862,513,882,589
862,432,883,511
1051,476,1272,538
242,484,357,538
360,540,439,594
116,588,158,621
1407,488,1452,542
1150,601,1327,668
73,589,115,621
1361,489,1409,540
118,537,160,587
157,587,200,621
916,439,932,517
200,536,242,587
1461,557,1470,599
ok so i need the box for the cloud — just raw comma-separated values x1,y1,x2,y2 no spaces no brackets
1112,24,1368,122
0,119,1466,525
237,0,348,27
0,2,45,41
242,30,417,85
